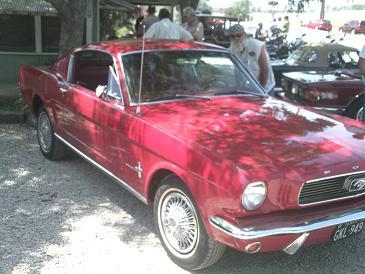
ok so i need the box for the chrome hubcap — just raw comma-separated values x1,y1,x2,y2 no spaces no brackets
356,107,364,121
38,112,52,153
159,190,198,257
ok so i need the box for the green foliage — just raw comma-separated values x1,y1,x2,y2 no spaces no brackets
197,0,212,11
224,0,250,20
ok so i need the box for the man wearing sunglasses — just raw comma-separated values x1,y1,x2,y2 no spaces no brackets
228,24,275,95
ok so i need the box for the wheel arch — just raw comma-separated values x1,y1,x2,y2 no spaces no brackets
345,93,364,116
32,95,43,115
145,164,200,207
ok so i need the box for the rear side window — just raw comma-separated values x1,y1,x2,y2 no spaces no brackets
70,51,114,91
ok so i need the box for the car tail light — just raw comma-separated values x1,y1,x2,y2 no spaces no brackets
300,89,320,102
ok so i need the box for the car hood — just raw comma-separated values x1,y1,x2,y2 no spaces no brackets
283,70,361,84
140,96,365,179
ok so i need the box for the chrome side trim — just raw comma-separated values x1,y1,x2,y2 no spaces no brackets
298,170,365,207
209,205,365,240
313,106,345,113
54,133,147,204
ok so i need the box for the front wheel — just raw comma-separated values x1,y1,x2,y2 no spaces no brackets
154,175,225,270
347,98,364,121
37,107,68,160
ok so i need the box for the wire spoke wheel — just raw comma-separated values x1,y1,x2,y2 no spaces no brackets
38,112,52,153
356,107,364,121
158,190,199,257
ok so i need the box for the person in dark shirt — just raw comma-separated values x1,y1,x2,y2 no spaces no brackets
255,23,267,41
135,7,145,37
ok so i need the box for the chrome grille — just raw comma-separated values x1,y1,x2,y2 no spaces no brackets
299,172,365,205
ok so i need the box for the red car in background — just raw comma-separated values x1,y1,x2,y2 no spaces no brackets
19,39,365,270
307,19,332,31
281,70,364,120
339,20,365,34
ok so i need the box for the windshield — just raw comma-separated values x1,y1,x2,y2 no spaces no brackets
121,50,262,104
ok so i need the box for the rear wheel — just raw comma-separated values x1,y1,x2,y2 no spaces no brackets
154,175,225,270
37,107,67,160
347,98,364,121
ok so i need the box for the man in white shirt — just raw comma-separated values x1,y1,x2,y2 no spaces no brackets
228,24,275,94
358,44,365,121
144,8,193,40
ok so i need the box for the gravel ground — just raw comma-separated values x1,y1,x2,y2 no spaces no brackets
1,124,365,274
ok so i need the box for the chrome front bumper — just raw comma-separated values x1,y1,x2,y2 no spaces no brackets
209,205,365,240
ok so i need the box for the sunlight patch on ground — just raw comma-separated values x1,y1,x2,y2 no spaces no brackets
12,206,186,274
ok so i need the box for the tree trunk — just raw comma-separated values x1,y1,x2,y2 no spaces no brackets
46,0,87,57
320,0,325,19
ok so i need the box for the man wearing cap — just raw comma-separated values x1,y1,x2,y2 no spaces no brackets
358,44,365,121
143,6,158,32
229,24,275,94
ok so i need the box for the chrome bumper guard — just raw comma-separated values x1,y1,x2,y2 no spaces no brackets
209,205,365,240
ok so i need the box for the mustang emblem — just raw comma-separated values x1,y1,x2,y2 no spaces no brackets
344,177,365,192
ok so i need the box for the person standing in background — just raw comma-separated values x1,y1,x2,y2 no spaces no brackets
182,7,204,41
143,6,159,32
358,44,365,121
135,7,145,38
283,16,290,33
228,24,275,94
144,8,193,40
255,23,267,41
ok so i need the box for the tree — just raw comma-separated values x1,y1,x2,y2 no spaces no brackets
46,0,201,57
225,0,250,20
197,0,213,12
45,0,87,57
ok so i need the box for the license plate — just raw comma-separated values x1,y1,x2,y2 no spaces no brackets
332,219,364,242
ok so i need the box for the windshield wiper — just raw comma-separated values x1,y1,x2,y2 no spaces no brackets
175,94,211,100
213,90,265,97
145,94,211,102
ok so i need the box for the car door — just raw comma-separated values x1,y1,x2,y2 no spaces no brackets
101,64,144,194
58,50,114,166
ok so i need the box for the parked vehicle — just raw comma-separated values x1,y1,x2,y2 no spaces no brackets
307,19,332,31
272,43,359,87
197,14,239,47
20,39,365,270
339,20,365,34
281,70,364,120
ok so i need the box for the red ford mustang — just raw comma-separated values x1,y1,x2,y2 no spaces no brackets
20,39,365,270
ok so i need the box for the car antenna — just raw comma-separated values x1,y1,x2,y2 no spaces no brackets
136,25,146,116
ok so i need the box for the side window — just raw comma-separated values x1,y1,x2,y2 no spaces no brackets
302,50,318,63
107,65,122,99
70,50,114,91
328,52,342,68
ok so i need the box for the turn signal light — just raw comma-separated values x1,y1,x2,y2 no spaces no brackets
245,242,262,253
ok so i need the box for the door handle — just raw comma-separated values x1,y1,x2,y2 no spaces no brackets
59,85,70,94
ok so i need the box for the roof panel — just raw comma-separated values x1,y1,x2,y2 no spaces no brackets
0,0,57,16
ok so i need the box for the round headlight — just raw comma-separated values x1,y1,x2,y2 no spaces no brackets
242,181,267,211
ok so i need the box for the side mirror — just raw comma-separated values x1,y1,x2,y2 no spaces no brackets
96,85,107,98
